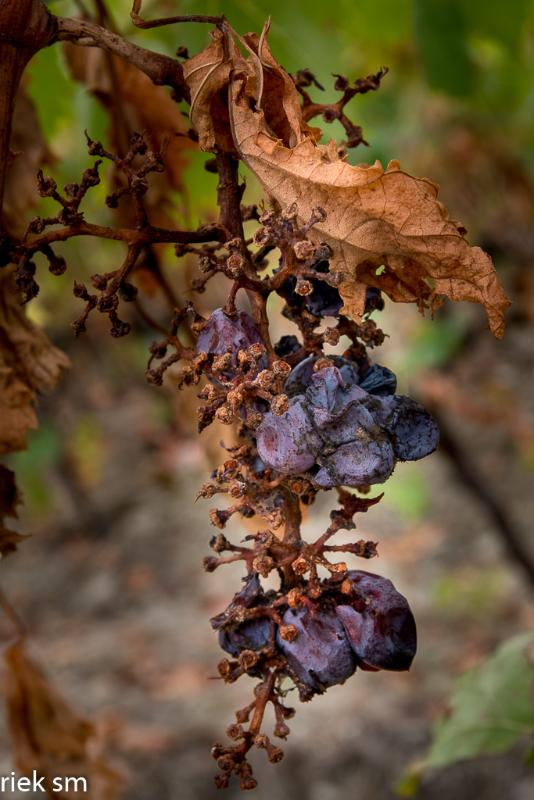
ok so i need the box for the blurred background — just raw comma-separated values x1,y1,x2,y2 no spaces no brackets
1,0,534,797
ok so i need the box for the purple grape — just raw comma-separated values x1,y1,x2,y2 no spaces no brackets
256,365,438,488
378,396,439,461
211,574,274,662
314,437,395,488
359,364,397,396
195,308,267,376
274,334,301,357
335,570,417,671
277,606,355,695
277,259,343,318
218,618,272,659
256,398,321,473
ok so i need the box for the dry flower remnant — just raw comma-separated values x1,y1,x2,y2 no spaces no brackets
0,0,510,793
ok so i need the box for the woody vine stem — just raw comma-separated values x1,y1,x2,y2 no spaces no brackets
0,0,509,792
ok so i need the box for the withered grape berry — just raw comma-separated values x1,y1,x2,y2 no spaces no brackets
256,365,438,488
377,395,440,462
195,308,267,376
211,574,273,659
255,399,321,473
277,258,343,318
335,570,417,671
217,619,272,659
359,363,397,396
277,606,356,695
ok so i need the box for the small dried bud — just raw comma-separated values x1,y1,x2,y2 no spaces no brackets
267,746,284,763
246,410,263,428
252,555,274,578
192,352,209,370
197,482,218,499
286,588,302,608
271,394,289,416
272,360,291,378
203,556,219,572
209,508,230,529
293,240,315,261
323,326,340,345
256,370,274,390
295,279,313,296
291,556,309,575
254,734,269,749
210,533,228,552
217,659,232,678
239,649,259,670
226,723,244,741
248,342,266,361
229,481,246,499
328,561,348,575
226,253,245,277
274,720,290,739
279,623,298,642
212,353,233,374
226,388,244,408
313,357,334,372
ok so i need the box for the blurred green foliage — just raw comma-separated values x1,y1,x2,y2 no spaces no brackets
397,633,534,794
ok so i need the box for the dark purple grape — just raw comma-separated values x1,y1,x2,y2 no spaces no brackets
277,606,355,695
314,436,395,488
256,398,321,473
274,334,301,357
195,308,267,376
364,287,385,314
218,618,272,658
335,570,417,671
359,364,397,396
378,396,439,461
211,574,273,662
277,259,343,318
256,366,437,488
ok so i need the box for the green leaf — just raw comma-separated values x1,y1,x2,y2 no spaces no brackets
464,0,530,52
414,0,475,96
426,633,534,769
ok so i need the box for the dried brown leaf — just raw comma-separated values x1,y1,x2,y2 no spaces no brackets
0,268,70,454
182,28,235,153
3,85,54,238
0,465,29,556
5,641,122,799
190,25,510,337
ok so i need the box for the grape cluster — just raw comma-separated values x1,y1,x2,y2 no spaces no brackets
190,207,440,789
212,570,416,699
257,362,439,488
